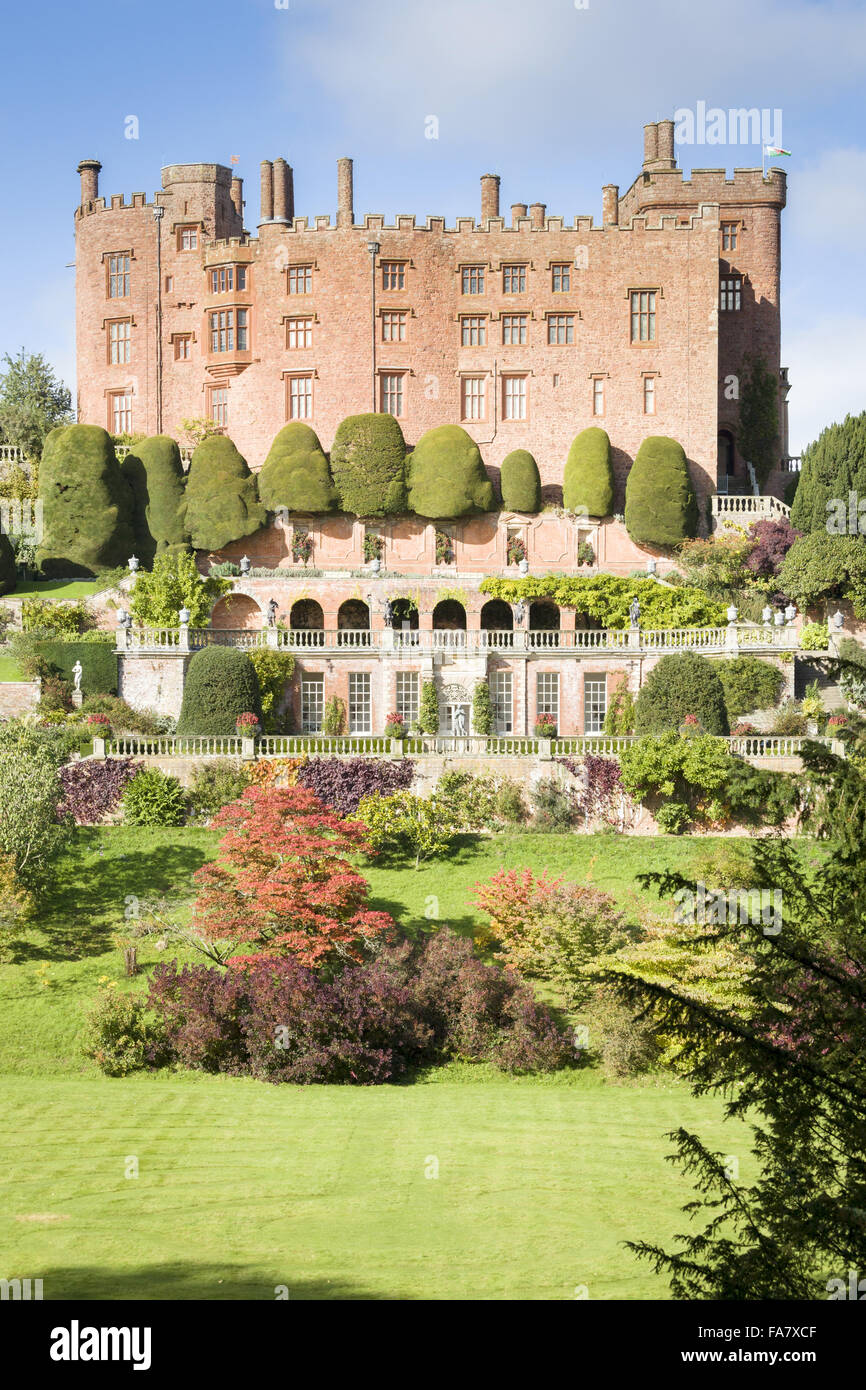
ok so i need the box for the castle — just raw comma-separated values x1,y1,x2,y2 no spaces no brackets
72,121,795,741
74,119,789,513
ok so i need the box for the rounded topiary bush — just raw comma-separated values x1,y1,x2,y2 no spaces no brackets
624,436,698,548
257,423,336,514
122,767,187,827
121,435,189,564
407,425,494,518
179,436,266,551
177,646,262,735
36,424,136,577
563,427,614,518
634,653,729,735
0,531,15,595
330,413,407,516
717,656,783,718
500,450,541,513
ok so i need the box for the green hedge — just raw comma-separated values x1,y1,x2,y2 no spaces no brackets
500,450,541,513
716,656,783,718
407,425,494,518
257,423,336,514
624,436,697,548
180,436,266,551
330,414,407,516
35,638,117,695
563,427,614,517
634,653,729,735
36,424,136,577
0,532,15,595
121,435,189,564
177,645,262,735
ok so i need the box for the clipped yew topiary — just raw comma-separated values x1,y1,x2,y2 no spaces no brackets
0,531,15,595
407,425,494,518
180,435,266,551
121,435,189,565
36,424,136,577
500,449,541,513
563,427,614,517
257,423,336,514
634,652,729,736
330,413,407,516
176,646,262,736
624,435,698,548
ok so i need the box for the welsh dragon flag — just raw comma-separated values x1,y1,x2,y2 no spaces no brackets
765,145,792,156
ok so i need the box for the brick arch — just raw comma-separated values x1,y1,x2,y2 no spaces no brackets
210,593,262,630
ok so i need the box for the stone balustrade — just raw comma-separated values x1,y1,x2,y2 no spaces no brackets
711,494,791,524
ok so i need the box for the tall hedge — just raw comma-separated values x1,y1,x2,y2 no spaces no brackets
121,435,189,564
36,424,136,577
407,425,494,518
330,414,407,516
791,411,866,534
180,436,266,551
35,639,117,695
257,423,336,514
0,531,15,595
500,450,541,513
634,652,729,735
563,427,614,517
177,646,262,735
624,436,698,548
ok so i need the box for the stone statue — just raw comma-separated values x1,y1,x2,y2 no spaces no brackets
383,599,394,628
267,598,278,628
514,600,526,626
629,596,640,628
453,707,466,737
71,660,83,692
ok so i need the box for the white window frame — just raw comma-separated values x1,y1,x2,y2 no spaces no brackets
461,376,486,421
503,375,527,420
108,320,130,365
643,375,656,415
380,373,405,417
286,316,313,349
287,375,313,420
395,671,419,728
491,670,513,734
348,673,371,734
592,377,605,416
301,675,324,733
288,265,313,294
583,675,607,734
110,393,132,434
536,671,559,725
502,314,527,345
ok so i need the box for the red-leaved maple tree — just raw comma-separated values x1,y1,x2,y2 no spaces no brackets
191,785,395,970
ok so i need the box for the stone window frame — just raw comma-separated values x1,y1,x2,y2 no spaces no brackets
106,389,133,435
172,332,194,361
628,287,660,345
287,263,315,295
641,370,658,415
546,312,576,346
284,372,315,421
176,224,201,252
208,385,229,428
381,261,407,291
105,250,133,299
502,263,528,294
590,373,607,417
208,304,251,354
502,372,529,422
720,220,741,254
285,315,314,350
550,262,572,293
459,373,487,422
380,309,409,343
104,316,133,366
720,276,743,312
379,370,407,418
501,313,529,346
209,264,248,295
460,314,488,347
459,263,487,295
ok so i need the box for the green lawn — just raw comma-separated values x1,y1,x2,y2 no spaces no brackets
0,654,24,681
9,578,113,598
0,825,751,1300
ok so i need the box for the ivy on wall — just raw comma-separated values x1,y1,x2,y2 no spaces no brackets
478,574,726,629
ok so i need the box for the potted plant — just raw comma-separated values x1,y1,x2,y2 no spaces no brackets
384,711,407,739
534,716,557,738
292,531,314,566
435,529,454,565
235,711,261,739
364,532,383,566
506,535,527,567
86,712,112,737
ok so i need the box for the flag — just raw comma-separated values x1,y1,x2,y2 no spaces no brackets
764,145,792,157
230,155,240,164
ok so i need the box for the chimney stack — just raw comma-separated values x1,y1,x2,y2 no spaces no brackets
337,157,354,228
643,123,658,168
77,159,102,206
511,202,527,227
529,202,546,229
602,184,619,226
656,119,676,168
480,173,500,222
273,158,291,222
230,175,243,219
259,160,274,222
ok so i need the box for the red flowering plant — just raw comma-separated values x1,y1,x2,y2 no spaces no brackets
827,714,847,730
190,785,396,972
235,711,260,736
680,713,702,737
534,716,557,738
86,712,111,730
384,711,407,739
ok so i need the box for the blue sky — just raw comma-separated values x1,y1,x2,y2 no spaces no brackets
2,0,865,452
